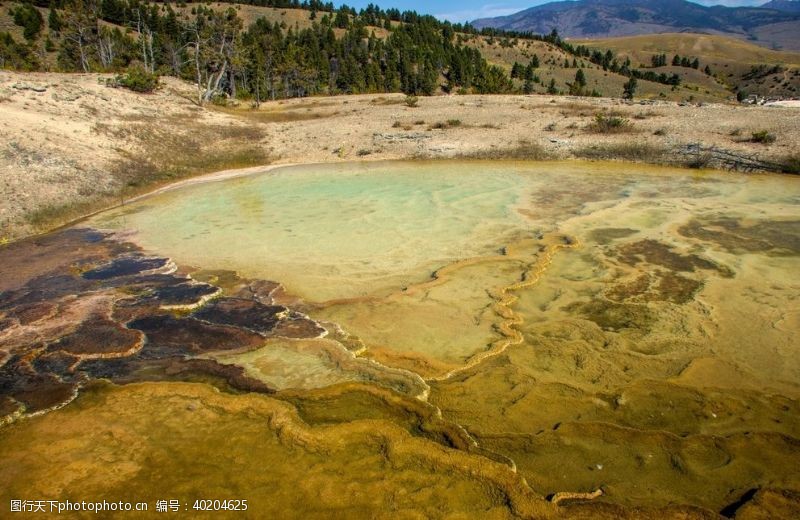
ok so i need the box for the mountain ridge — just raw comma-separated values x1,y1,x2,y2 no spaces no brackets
761,0,800,13
472,0,800,50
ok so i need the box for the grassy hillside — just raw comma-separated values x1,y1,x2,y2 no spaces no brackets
185,6,747,101
3,1,797,103
575,33,800,99
576,33,800,67
464,35,733,102
172,3,392,38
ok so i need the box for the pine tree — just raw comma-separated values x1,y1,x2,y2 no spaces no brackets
622,77,637,100
524,63,535,81
523,78,534,94
59,0,100,73
568,68,587,95
12,3,44,41
575,68,586,88
48,5,62,33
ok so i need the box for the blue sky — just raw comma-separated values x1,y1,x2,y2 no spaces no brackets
336,0,768,23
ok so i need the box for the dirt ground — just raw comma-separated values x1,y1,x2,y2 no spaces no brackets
2,70,799,241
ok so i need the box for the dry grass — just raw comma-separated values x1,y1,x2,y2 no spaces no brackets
453,140,554,161
573,142,666,162
555,101,595,117
25,116,270,231
107,120,268,188
370,96,406,106
633,110,663,120
213,105,338,123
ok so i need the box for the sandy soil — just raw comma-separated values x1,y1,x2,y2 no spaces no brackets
2,70,799,241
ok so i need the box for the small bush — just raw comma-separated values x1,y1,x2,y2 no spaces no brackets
653,128,667,136
404,95,419,107
587,114,632,133
114,66,159,93
392,121,402,128
686,153,713,169
781,154,800,174
430,120,463,130
750,131,776,144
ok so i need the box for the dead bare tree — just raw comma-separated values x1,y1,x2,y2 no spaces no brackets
163,38,192,77
185,21,208,105
97,27,116,69
188,11,242,105
134,9,155,73
62,0,99,73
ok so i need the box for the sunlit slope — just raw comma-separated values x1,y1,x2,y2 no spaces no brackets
574,33,800,67
575,33,800,99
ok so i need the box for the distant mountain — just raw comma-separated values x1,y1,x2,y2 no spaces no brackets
472,0,800,50
761,0,800,13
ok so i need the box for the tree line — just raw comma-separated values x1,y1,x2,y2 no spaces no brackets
2,0,518,101
1,0,678,101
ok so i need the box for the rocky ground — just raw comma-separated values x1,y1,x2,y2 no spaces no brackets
2,70,799,241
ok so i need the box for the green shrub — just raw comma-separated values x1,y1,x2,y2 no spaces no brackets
115,66,159,93
404,95,418,107
12,3,43,41
781,154,800,174
0,31,39,70
750,131,776,144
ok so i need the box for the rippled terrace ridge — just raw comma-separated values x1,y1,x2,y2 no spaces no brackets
1,161,799,518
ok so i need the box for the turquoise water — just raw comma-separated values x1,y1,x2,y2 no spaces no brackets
92,162,529,300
